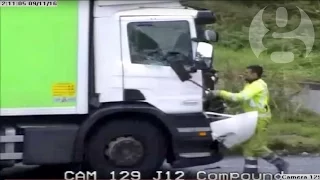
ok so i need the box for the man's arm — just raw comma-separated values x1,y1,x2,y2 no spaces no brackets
216,82,263,102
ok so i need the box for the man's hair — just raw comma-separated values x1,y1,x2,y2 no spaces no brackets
247,65,263,78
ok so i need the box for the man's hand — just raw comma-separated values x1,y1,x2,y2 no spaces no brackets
211,90,220,96
205,90,220,99
212,90,220,96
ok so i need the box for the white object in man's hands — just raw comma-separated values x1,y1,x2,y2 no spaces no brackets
209,111,258,148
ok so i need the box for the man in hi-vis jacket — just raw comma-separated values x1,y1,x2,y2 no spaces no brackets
208,65,289,175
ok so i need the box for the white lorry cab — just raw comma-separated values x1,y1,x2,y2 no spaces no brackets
0,0,226,178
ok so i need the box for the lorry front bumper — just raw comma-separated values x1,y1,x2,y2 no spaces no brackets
167,113,224,168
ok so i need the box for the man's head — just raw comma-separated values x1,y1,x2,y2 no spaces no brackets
244,65,263,82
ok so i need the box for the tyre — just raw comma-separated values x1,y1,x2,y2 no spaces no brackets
85,119,167,179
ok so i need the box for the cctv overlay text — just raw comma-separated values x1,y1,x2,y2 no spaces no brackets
63,170,320,180
0,0,57,7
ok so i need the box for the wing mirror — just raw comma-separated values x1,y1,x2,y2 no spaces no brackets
191,30,219,43
169,60,192,82
169,60,206,90
169,42,214,82
194,42,213,70
204,30,219,42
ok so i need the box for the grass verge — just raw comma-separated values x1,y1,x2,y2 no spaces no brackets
214,46,320,154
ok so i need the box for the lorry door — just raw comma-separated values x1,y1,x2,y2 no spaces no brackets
120,16,203,114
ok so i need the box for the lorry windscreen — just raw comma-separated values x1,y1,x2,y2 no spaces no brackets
127,20,193,66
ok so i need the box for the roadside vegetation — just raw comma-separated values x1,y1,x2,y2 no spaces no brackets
185,0,320,154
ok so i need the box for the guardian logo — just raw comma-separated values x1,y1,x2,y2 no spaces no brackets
249,6,315,63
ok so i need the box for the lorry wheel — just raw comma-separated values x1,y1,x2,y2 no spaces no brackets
85,119,167,179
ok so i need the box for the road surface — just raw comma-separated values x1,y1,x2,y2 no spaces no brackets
1,156,320,179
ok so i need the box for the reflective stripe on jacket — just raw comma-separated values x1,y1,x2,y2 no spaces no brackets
217,79,271,118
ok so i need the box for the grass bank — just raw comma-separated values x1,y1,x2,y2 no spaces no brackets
214,46,320,154
183,0,320,154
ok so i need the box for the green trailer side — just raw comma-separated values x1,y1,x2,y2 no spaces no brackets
0,1,80,109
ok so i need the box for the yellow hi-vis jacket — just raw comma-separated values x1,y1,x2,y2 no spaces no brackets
217,79,271,118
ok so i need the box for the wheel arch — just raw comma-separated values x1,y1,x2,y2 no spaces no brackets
73,103,177,162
